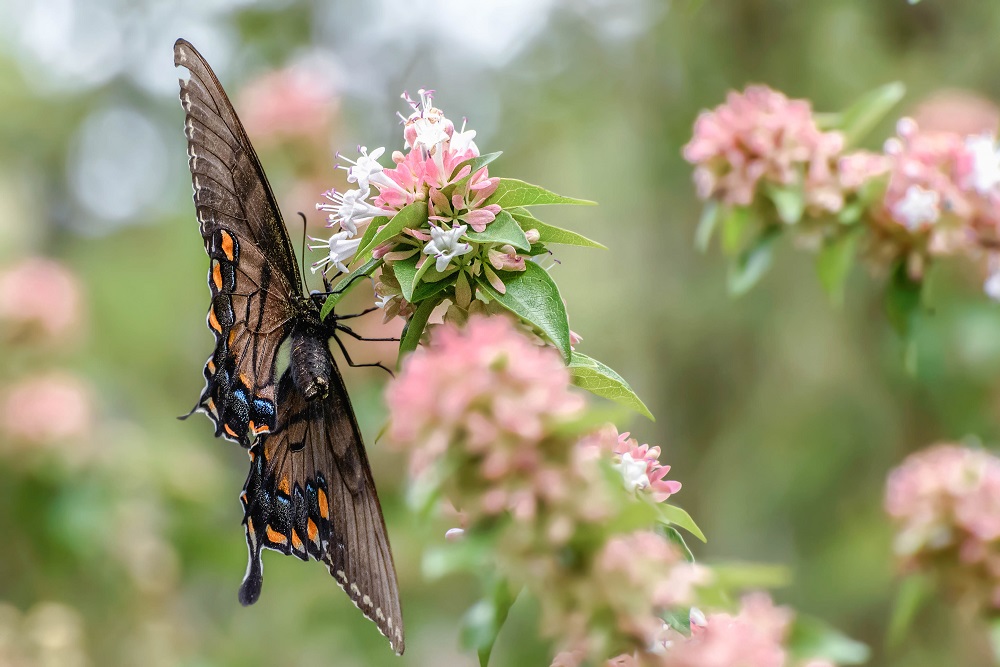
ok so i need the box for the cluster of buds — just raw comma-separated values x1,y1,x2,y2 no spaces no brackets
885,443,1000,615
314,90,532,323
683,85,1000,302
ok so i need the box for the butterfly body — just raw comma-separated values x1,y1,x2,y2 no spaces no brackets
174,38,405,654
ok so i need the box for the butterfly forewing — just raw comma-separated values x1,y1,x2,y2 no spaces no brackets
241,366,405,654
175,38,304,446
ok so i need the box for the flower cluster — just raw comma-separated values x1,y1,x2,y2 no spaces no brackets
315,90,530,322
683,85,1000,304
682,86,845,212
884,443,1000,614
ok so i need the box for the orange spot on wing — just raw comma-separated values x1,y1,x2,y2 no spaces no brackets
317,488,329,520
291,531,304,552
248,449,256,462
208,307,222,333
228,329,237,347
239,373,252,389
211,261,223,291
207,360,216,373
247,517,255,535
265,525,287,545
221,230,235,261
224,423,238,438
240,491,248,504
307,518,319,543
206,398,216,413
278,476,290,495
254,424,270,435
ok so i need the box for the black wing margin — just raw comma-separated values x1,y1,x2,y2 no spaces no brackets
239,365,405,654
175,39,304,446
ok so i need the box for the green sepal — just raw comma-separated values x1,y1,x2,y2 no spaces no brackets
886,574,931,649
319,257,382,320
476,261,571,361
568,352,654,421
656,503,707,543
885,261,922,339
816,227,863,306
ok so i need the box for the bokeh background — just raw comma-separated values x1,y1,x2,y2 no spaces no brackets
1,0,1000,665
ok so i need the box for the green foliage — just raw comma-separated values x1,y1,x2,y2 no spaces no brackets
568,352,654,421
817,82,906,148
817,228,863,306
354,201,428,264
466,211,532,250
788,614,871,665
461,578,520,667
484,178,597,208
728,226,781,296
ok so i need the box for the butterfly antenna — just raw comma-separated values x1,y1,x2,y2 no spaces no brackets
297,212,309,293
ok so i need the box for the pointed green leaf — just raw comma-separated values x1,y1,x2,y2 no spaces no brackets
398,297,439,363
657,503,707,543
721,206,754,256
411,274,453,303
728,227,781,296
485,178,595,209
354,201,428,264
695,200,720,252
476,261,571,360
817,228,862,306
466,211,531,251
832,82,905,148
568,352,654,421
319,257,382,320
885,262,922,339
788,614,870,665
353,215,390,263
661,525,695,562
509,211,606,249
887,574,931,648
391,254,436,303
461,578,519,667
765,183,805,225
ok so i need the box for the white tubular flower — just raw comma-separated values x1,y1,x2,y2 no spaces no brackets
308,231,361,275
338,146,385,192
450,118,479,155
613,452,650,493
315,188,383,235
423,224,472,272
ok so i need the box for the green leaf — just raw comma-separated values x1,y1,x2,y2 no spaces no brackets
411,275,453,303
695,200,720,252
354,202,428,264
886,574,931,648
568,352,654,421
461,578,519,667
466,211,531,251
788,614,870,665
392,254,420,302
352,215,390,263
816,228,862,306
398,297,439,363
728,227,781,296
476,261,571,360
442,151,503,198
656,503,707,543
831,82,905,148
484,178,595,208
885,262,922,339
764,183,804,225
721,206,754,256
509,211,606,249
661,525,695,562
319,257,382,320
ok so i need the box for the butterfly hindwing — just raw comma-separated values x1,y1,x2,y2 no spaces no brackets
175,38,305,446
239,364,405,654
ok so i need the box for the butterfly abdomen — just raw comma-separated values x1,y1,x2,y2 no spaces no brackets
290,325,332,401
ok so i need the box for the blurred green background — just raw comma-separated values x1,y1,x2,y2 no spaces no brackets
1,0,1000,665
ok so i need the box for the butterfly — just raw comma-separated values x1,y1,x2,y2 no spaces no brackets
173,38,404,654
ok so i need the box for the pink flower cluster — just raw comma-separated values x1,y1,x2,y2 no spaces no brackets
386,315,586,520
0,257,83,343
683,86,845,212
314,90,527,321
612,430,682,502
885,443,1000,612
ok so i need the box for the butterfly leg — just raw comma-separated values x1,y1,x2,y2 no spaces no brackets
331,307,380,321
334,323,401,343
331,332,395,377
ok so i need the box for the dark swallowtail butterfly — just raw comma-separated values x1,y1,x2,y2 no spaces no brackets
173,38,404,654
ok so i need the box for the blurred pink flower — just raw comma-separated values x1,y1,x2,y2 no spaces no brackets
238,65,337,144
885,443,1000,613
910,89,1000,137
662,593,792,667
1,373,93,447
682,86,845,212
0,258,83,343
